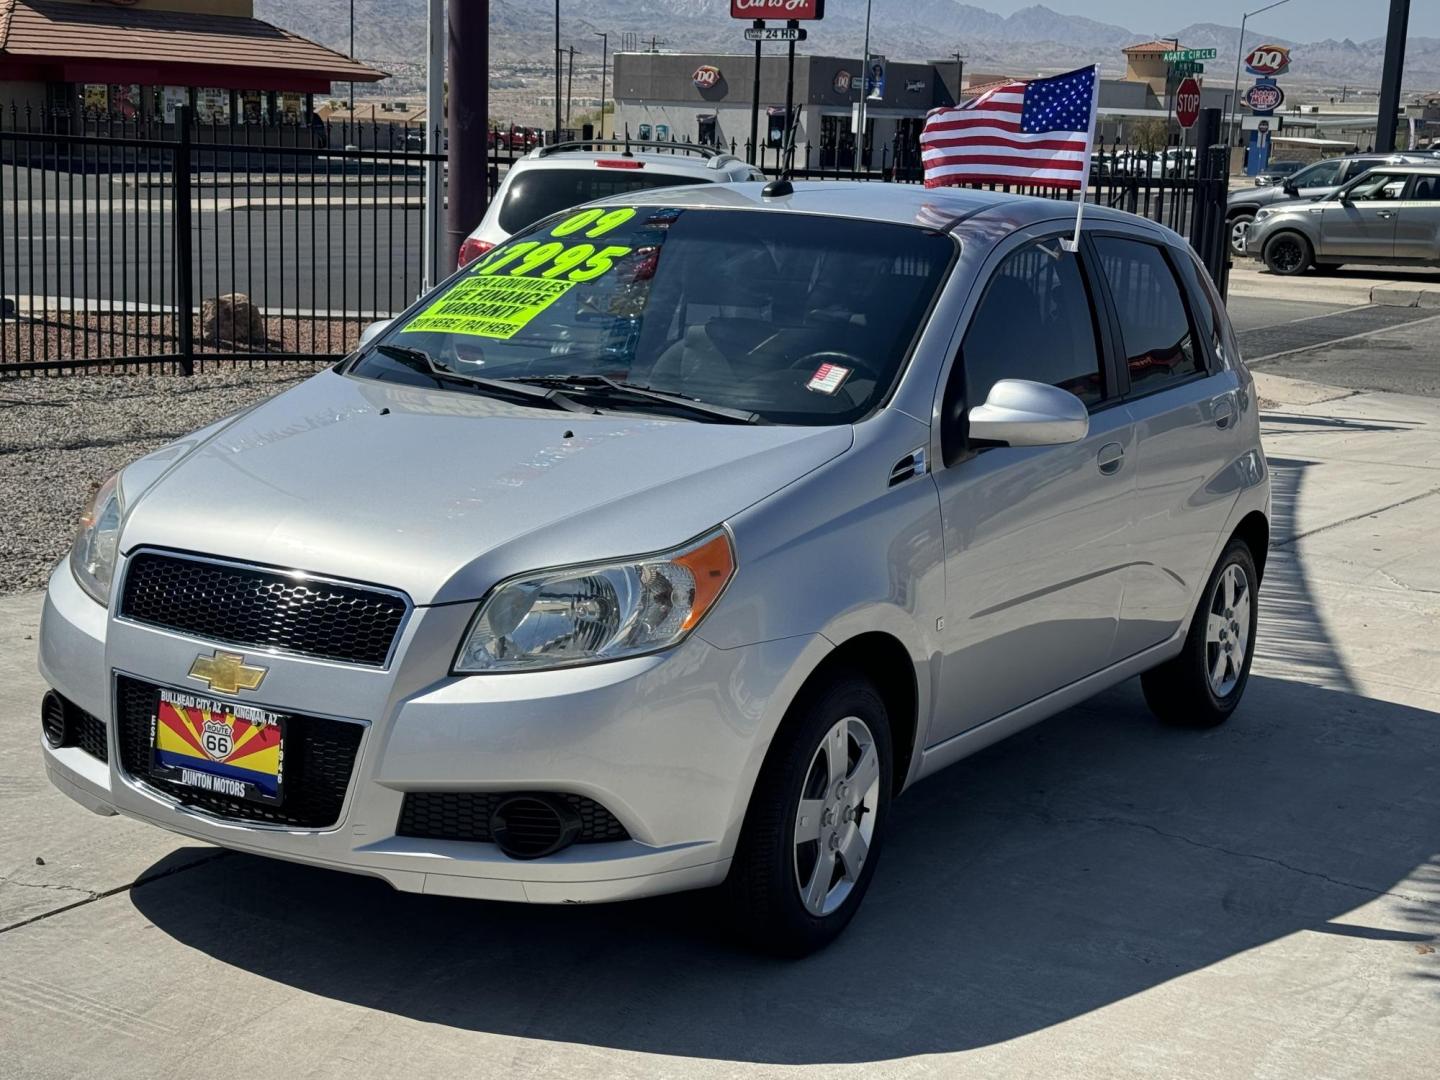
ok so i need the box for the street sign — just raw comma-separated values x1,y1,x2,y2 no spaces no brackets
744,26,807,41
1162,48,1216,62
1175,76,1202,129
731,0,824,19
1170,60,1204,76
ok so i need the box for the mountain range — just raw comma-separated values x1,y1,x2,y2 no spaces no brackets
255,1,1440,91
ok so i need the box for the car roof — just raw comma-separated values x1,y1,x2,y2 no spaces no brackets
514,147,751,178
1349,162,1440,174
586,179,1165,235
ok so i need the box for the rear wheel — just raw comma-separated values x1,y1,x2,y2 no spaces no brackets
724,676,891,956
1228,213,1255,257
1263,232,1312,276
1142,539,1259,728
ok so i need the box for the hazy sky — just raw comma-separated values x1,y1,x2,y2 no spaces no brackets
981,2,1439,41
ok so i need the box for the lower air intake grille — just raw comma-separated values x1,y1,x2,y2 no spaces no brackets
397,791,629,845
114,675,363,829
43,691,108,762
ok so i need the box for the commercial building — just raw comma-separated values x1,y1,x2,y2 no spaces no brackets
612,42,1236,170
0,0,383,130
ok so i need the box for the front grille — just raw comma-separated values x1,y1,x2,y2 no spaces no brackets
114,675,363,829
119,551,408,667
398,791,630,845
43,691,108,763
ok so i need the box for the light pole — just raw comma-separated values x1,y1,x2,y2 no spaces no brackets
1229,0,1292,147
856,0,873,171
554,0,562,142
595,31,608,139
348,0,355,120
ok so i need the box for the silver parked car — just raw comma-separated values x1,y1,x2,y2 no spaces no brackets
1225,152,1434,257
41,183,1269,954
1244,164,1440,275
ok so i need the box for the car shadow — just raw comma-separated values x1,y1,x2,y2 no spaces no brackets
130,672,1439,1064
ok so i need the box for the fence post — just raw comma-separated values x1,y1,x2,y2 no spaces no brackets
174,105,195,376
1188,107,1229,296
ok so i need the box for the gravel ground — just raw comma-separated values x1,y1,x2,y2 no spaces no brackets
0,367,318,593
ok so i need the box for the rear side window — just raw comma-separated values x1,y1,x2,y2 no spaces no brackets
498,169,704,233
1295,159,1342,187
961,236,1105,409
1092,237,1202,396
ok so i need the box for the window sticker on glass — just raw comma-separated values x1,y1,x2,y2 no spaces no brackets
806,363,852,395
403,276,577,339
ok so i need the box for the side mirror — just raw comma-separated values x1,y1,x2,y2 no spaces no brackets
1281,179,1297,195
967,379,1089,447
358,319,392,349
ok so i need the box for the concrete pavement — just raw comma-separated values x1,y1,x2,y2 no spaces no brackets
1229,263,1440,308
1,376,1438,1077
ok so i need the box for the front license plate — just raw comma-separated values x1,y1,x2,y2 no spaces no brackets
149,688,286,805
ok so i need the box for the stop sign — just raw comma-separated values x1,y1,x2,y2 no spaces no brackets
1176,77,1202,129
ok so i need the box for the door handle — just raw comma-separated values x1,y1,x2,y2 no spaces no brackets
1212,395,1236,429
1376,210,1396,219
1096,442,1125,475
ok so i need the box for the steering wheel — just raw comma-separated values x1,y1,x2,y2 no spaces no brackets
785,350,882,385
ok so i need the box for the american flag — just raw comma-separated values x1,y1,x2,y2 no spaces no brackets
921,65,1098,190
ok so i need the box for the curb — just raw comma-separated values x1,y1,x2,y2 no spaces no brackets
1369,285,1440,309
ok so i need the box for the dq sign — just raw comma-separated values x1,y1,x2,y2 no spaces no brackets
1244,44,1291,77
1243,83,1285,112
692,65,722,90
730,0,825,19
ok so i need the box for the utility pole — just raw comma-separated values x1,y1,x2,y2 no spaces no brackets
856,0,873,171
566,45,578,126
645,35,665,53
553,0,562,142
595,31,608,139
349,0,355,116
1376,0,1411,152
446,0,488,270
749,21,762,164
951,50,966,101
422,0,444,289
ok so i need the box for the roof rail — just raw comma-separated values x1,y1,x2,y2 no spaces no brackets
529,139,723,160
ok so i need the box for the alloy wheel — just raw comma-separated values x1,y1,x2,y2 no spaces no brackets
1267,236,1306,274
793,716,881,917
1205,563,1252,697
1229,218,1251,254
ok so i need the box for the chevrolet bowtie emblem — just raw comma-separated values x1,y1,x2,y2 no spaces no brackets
187,651,267,695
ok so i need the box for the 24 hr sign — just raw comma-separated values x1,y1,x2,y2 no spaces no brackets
730,0,825,19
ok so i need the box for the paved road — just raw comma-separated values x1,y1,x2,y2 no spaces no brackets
1229,296,1440,398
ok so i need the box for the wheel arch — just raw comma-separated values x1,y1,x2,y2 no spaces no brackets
1230,509,1270,582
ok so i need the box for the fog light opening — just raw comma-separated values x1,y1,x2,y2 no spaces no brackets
490,794,583,859
41,691,70,748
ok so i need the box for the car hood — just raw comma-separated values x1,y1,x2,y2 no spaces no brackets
119,370,853,605
1230,183,1336,209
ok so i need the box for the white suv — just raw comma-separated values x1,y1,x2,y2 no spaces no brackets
457,140,764,267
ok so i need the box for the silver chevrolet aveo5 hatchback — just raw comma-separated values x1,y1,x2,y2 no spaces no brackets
41,182,1269,954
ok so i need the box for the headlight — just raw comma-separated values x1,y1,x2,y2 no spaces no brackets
455,529,736,673
1254,209,1274,222
70,472,124,605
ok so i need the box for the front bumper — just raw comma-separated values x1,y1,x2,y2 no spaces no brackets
38,558,827,903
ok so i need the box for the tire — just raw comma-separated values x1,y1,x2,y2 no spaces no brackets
1142,539,1259,728
1263,232,1313,276
1228,213,1255,258
724,676,892,956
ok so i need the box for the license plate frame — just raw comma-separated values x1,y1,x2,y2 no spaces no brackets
149,687,286,805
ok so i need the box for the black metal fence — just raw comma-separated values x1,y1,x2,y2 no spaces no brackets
2,105,1229,378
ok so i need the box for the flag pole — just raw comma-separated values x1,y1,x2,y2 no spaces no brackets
1061,65,1101,253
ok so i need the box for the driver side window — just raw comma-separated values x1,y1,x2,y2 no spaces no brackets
941,237,1105,461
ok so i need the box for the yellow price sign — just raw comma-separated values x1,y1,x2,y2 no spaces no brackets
402,275,576,339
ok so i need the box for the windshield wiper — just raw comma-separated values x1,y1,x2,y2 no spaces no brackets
510,374,760,424
374,345,595,414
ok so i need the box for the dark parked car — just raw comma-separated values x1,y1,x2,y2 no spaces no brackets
1254,160,1306,186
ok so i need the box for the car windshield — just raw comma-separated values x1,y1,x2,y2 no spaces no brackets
497,168,706,234
354,206,955,425
1292,159,1342,187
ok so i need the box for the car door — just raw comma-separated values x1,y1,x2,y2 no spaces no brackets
1088,232,1246,657
1320,171,1405,260
1393,173,1440,262
928,230,1133,745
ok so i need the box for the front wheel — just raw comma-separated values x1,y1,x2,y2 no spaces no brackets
1263,232,1313,276
1142,539,1259,727
724,676,892,956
